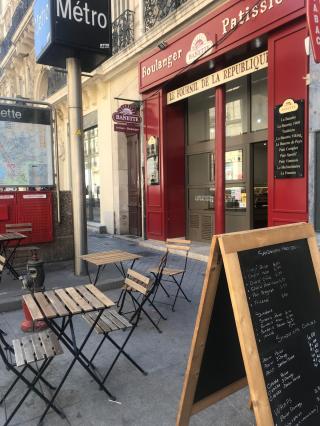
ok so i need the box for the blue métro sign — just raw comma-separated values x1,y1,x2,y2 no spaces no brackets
33,0,112,72
34,0,52,61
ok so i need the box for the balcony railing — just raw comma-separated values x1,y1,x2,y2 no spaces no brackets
144,0,188,32
112,9,134,55
0,0,33,63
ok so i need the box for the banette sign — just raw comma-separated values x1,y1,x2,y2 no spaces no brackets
139,0,305,92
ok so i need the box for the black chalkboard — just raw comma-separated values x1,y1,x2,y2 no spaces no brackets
274,99,304,178
238,239,320,425
194,264,245,403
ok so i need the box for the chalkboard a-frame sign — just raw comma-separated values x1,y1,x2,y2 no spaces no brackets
177,223,320,426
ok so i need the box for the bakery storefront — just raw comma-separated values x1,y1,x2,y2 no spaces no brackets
139,0,308,242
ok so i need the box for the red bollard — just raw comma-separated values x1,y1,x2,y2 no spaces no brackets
21,299,47,332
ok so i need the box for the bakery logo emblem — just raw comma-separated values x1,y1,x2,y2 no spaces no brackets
186,33,214,65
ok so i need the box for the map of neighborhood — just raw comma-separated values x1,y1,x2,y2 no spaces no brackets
0,121,53,186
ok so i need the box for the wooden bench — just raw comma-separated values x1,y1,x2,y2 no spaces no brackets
5,223,40,271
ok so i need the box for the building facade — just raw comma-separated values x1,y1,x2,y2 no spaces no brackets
0,0,319,244
139,0,320,243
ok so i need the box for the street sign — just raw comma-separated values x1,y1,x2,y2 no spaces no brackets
307,0,320,63
33,0,112,72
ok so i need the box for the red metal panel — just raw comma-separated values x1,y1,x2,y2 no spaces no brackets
0,194,16,232
144,91,166,240
268,19,308,226
139,0,305,92
165,101,185,237
16,191,53,244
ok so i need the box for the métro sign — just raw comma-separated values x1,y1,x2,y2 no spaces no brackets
33,0,112,72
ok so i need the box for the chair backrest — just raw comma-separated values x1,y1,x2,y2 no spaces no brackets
124,269,153,325
166,238,191,271
0,255,6,272
5,223,32,235
124,269,152,295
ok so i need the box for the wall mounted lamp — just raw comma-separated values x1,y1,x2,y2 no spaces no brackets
158,41,167,50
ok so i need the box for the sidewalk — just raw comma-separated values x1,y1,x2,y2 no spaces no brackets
0,233,254,425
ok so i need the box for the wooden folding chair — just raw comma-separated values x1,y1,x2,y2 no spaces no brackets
149,239,191,311
83,269,165,383
0,328,65,426
117,261,166,335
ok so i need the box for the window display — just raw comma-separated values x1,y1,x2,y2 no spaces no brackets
225,186,246,209
225,150,243,181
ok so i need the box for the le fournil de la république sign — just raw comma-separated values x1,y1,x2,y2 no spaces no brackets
34,0,112,72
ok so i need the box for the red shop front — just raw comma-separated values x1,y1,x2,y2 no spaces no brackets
139,0,309,242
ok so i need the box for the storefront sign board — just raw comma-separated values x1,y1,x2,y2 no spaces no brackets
112,104,141,134
274,99,304,179
33,0,112,72
307,0,320,63
167,51,268,104
139,0,305,92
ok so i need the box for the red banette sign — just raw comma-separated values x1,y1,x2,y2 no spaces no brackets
307,0,320,62
112,104,141,134
139,0,305,92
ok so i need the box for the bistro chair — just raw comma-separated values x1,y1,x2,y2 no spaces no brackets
149,239,191,311
82,269,160,384
0,328,65,426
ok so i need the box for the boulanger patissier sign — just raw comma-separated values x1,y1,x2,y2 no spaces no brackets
307,0,320,63
33,0,112,72
139,0,304,91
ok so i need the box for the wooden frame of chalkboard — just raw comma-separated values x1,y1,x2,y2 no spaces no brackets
219,222,320,426
176,237,247,426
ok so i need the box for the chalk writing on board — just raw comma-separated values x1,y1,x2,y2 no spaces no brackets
238,239,320,425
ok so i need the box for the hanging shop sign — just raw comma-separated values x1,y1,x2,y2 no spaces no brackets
307,0,320,63
33,0,112,72
167,51,268,104
112,104,141,134
274,99,305,179
139,0,304,92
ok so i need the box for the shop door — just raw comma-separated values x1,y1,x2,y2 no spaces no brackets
252,142,268,229
127,135,142,236
186,91,215,242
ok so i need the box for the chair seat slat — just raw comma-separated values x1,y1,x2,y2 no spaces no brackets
12,339,26,367
31,334,46,360
21,336,37,364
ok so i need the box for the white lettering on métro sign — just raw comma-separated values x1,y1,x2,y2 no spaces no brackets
57,0,108,29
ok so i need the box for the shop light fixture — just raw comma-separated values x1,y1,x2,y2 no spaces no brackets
158,41,167,50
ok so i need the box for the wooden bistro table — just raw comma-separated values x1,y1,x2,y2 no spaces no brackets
0,232,27,279
81,250,142,285
23,284,117,424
